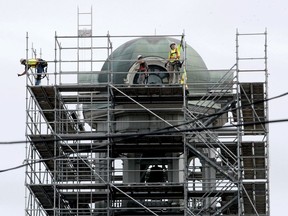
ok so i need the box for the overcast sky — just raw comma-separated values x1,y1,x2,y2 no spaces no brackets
0,0,287,215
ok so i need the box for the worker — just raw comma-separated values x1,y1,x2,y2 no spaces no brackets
136,55,149,85
166,36,184,84
18,58,48,85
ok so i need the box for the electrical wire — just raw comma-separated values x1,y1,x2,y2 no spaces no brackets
0,91,288,173
0,117,287,174
0,90,287,145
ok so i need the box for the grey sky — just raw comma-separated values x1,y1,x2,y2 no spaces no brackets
0,0,287,215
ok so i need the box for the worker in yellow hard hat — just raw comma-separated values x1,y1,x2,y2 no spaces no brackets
166,36,184,84
18,58,48,85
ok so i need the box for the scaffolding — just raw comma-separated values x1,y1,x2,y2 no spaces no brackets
24,10,269,216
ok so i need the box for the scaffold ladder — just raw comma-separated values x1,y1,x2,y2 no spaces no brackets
236,30,269,215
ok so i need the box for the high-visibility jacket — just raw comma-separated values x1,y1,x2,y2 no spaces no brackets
168,44,181,62
27,59,38,68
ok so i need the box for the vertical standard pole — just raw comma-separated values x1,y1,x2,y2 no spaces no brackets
235,29,244,215
90,6,93,75
24,31,29,216
264,29,270,216
25,32,30,86
54,32,57,85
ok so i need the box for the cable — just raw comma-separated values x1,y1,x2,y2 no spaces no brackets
0,140,28,145
0,117,287,174
1,90,287,145
0,155,66,173
2,88,285,145
154,90,288,133
0,90,287,173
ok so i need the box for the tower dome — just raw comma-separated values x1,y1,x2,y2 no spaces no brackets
98,37,210,88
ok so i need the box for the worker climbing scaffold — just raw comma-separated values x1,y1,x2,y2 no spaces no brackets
18,58,48,85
